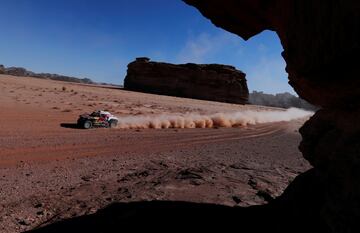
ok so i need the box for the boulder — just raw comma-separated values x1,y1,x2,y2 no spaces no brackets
124,58,249,104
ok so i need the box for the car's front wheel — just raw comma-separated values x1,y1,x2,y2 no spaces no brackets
83,120,92,129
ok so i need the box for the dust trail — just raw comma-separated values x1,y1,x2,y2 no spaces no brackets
116,108,313,129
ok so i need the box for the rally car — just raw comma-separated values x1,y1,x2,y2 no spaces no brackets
77,110,119,129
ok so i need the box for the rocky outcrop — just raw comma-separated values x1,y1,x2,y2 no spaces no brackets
124,57,249,104
249,91,317,111
0,65,94,84
184,0,360,232
4,67,34,76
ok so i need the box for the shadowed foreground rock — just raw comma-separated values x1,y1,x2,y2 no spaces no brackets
27,170,328,233
184,0,360,232
124,57,249,104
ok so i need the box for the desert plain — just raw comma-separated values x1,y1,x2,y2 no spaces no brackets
0,74,311,232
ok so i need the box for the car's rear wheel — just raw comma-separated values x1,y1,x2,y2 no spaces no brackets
109,119,118,128
83,120,92,129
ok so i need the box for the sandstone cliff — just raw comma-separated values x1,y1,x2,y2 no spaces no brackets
124,57,249,104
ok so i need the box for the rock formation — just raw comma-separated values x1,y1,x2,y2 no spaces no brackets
4,67,33,76
0,64,94,84
124,57,249,104
249,91,317,111
184,0,360,232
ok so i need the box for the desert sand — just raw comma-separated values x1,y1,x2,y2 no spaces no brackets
0,74,311,232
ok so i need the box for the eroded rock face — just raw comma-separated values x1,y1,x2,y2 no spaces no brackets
184,0,360,232
124,57,249,104
0,65,4,74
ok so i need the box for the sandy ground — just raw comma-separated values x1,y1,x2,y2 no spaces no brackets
0,74,311,232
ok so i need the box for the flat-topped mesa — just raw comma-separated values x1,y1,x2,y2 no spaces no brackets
124,57,249,104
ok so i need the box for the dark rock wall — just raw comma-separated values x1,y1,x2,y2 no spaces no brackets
124,58,249,104
184,0,360,232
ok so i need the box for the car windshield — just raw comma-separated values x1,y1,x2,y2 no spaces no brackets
90,111,100,117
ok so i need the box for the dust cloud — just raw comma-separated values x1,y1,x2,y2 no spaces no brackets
116,108,313,129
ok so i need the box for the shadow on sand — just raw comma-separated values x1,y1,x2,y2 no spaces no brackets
27,166,329,233
60,123,80,129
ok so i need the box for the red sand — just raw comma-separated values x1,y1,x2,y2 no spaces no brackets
0,75,311,232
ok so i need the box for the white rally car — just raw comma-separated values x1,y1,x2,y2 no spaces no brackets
77,110,119,129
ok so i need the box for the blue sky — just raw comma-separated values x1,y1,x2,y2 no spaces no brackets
0,0,292,94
